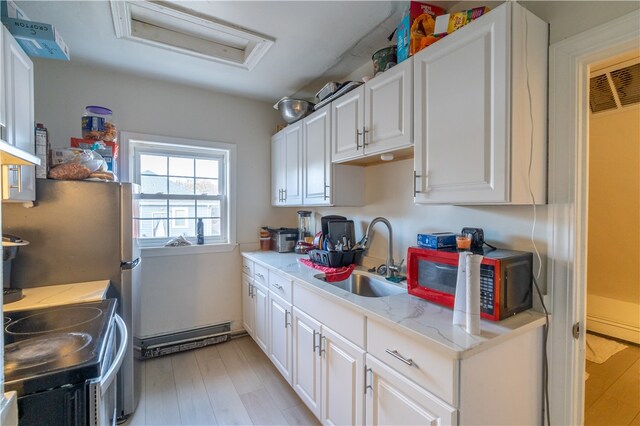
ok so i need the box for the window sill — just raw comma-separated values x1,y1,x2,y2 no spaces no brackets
141,243,238,258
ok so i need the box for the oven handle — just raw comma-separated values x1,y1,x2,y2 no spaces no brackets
100,314,127,394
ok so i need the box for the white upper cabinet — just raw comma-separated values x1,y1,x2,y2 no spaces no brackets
2,27,35,202
413,2,547,205
271,121,303,206
332,85,365,162
363,58,413,156
332,58,413,163
302,105,364,207
302,105,331,205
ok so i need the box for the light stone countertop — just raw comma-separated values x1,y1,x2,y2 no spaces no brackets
3,280,110,313
242,251,547,359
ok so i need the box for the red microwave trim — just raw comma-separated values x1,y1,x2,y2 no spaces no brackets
407,247,502,321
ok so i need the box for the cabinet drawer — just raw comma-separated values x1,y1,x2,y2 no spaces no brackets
269,270,292,304
294,284,365,348
367,319,457,406
254,263,269,287
242,258,253,277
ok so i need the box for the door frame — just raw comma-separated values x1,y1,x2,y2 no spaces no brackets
547,9,640,426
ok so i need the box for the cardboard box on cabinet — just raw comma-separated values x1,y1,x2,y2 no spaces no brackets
2,17,70,60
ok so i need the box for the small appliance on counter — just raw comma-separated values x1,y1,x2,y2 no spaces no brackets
265,227,298,253
2,234,29,304
406,246,533,321
295,210,314,254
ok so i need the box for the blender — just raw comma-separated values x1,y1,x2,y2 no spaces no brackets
295,210,314,254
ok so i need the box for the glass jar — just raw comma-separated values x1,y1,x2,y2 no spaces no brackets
260,228,271,251
82,106,117,141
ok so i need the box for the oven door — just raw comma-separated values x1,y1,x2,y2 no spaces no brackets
89,314,128,426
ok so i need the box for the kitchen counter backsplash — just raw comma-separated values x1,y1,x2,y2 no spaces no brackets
242,251,545,359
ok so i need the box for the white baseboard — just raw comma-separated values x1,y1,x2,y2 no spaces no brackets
587,294,640,344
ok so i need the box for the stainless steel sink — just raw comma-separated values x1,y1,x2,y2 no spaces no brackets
314,271,405,298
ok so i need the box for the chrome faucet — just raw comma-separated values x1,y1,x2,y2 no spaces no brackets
360,217,401,278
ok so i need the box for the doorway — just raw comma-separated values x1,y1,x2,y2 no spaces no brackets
547,9,640,426
583,52,640,425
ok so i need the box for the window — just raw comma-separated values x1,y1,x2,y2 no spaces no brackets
122,132,236,251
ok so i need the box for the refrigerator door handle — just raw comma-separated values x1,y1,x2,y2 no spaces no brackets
121,258,141,270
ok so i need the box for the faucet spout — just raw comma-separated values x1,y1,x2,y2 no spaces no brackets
363,217,396,278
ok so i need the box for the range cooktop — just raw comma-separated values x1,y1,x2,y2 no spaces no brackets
3,299,116,396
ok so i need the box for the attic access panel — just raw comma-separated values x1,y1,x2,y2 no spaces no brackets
110,1,274,70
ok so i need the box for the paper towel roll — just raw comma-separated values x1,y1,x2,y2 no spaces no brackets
465,254,483,336
452,252,469,326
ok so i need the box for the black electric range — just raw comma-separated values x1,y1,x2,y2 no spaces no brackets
4,299,117,425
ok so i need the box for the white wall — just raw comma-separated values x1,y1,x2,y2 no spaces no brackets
309,159,549,292
31,60,297,337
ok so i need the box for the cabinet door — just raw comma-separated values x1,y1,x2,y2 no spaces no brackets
363,58,413,155
0,26,5,133
3,28,35,202
242,274,255,337
292,308,322,418
413,5,509,204
365,355,456,426
253,281,269,354
321,325,365,426
282,121,303,205
271,132,285,206
268,292,293,383
332,85,365,163
302,106,331,206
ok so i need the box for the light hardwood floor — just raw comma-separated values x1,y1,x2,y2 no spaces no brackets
126,336,319,426
584,334,640,426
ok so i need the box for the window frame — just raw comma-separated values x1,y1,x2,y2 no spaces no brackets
121,132,237,254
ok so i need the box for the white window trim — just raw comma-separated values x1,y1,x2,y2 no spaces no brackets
120,131,237,252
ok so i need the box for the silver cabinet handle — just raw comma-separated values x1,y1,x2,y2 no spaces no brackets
282,189,287,202
248,283,253,297
255,272,265,280
413,170,421,197
363,127,369,146
243,265,250,273
356,129,362,150
284,310,290,329
313,330,319,353
323,184,329,201
319,335,326,356
271,282,284,291
364,366,373,395
385,349,415,367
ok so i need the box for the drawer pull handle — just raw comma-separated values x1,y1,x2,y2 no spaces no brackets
385,349,415,367
255,272,265,279
313,330,320,353
271,282,284,291
243,265,250,272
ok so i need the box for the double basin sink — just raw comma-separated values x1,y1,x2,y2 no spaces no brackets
314,270,405,298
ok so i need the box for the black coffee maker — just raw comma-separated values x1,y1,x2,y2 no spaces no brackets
3,234,28,303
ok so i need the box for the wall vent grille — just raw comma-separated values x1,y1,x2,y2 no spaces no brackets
590,60,640,113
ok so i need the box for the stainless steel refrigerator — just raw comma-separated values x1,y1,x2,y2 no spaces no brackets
3,178,141,420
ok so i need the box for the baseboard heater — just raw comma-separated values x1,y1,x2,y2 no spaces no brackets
135,322,231,359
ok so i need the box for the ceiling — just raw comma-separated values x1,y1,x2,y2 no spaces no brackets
17,0,440,103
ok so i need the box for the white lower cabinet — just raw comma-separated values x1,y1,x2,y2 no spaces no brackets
365,354,456,426
292,307,365,425
292,308,322,417
252,280,269,353
241,256,542,425
241,273,255,337
320,324,365,426
268,291,293,383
